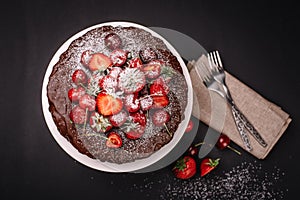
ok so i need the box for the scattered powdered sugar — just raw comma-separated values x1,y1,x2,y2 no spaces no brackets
129,161,287,200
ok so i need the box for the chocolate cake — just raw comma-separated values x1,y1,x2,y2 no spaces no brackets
47,24,188,164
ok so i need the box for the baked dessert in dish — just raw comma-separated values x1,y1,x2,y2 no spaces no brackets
46,23,189,164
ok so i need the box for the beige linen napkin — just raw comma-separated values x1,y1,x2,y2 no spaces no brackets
188,55,292,159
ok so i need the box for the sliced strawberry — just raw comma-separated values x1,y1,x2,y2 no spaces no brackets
152,95,169,108
124,93,140,113
118,68,146,94
88,53,113,71
89,111,112,133
106,132,123,148
128,57,143,68
72,69,88,85
110,49,128,67
96,92,123,116
98,75,118,91
79,94,96,111
152,109,170,127
140,96,153,111
80,50,93,67
108,66,122,79
130,111,147,126
142,63,161,79
125,127,145,140
68,87,86,102
69,105,88,124
109,110,128,127
104,33,122,50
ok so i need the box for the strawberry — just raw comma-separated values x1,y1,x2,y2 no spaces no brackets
125,125,146,140
104,33,122,50
68,87,86,102
151,77,170,94
152,109,170,127
108,66,122,79
80,50,93,67
98,75,118,91
139,96,153,111
88,53,113,71
89,111,112,133
128,57,143,68
72,69,88,85
142,62,161,79
124,93,140,113
106,132,123,148
109,110,128,127
69,105,88,124
96,92,123,116
200,158,220,177
130,111,146,126
173,156,196,180
110,49,128,67
118,68,146,94
152,95,169,108
79,94,96,111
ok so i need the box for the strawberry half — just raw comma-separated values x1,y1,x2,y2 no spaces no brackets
110,49,128,67
118,68,146,94
152,95,169,108
96,92,123,116
88,53,113,71
106,132,123,148
200,158,220,177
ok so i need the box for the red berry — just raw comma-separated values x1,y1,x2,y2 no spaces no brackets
96,92,123,116
124,93,140,113
143,62,161,79
104,33,122,50
69,106,88,124
110,49,128,67
216,134,230,150
173,156,196,180
108,67,122,79
68,87,86,102
125,125,145,140
80,50,93,67
185,120,194,133
88,53,113,71
152,95,169,108
140,96,153,111
109,110,128,127
106,132,123,148
130,111,147,126
79,94,96,111
98,75,118,91
72,69,87,85
188,146,198,156
139,47,158,63
128,57,143,68
152,109,170,127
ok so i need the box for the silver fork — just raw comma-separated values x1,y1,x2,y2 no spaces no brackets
197,51,267,151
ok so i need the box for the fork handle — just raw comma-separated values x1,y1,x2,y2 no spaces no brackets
231,103,268,148
230,104,252,151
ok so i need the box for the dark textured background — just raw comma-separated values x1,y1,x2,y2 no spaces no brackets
1,0,299,199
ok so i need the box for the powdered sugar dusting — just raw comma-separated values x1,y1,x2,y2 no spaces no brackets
129,161,287,199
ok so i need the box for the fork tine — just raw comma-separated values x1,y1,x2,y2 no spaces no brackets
214,51,223,68
195,61,212,84
207,52,219,72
